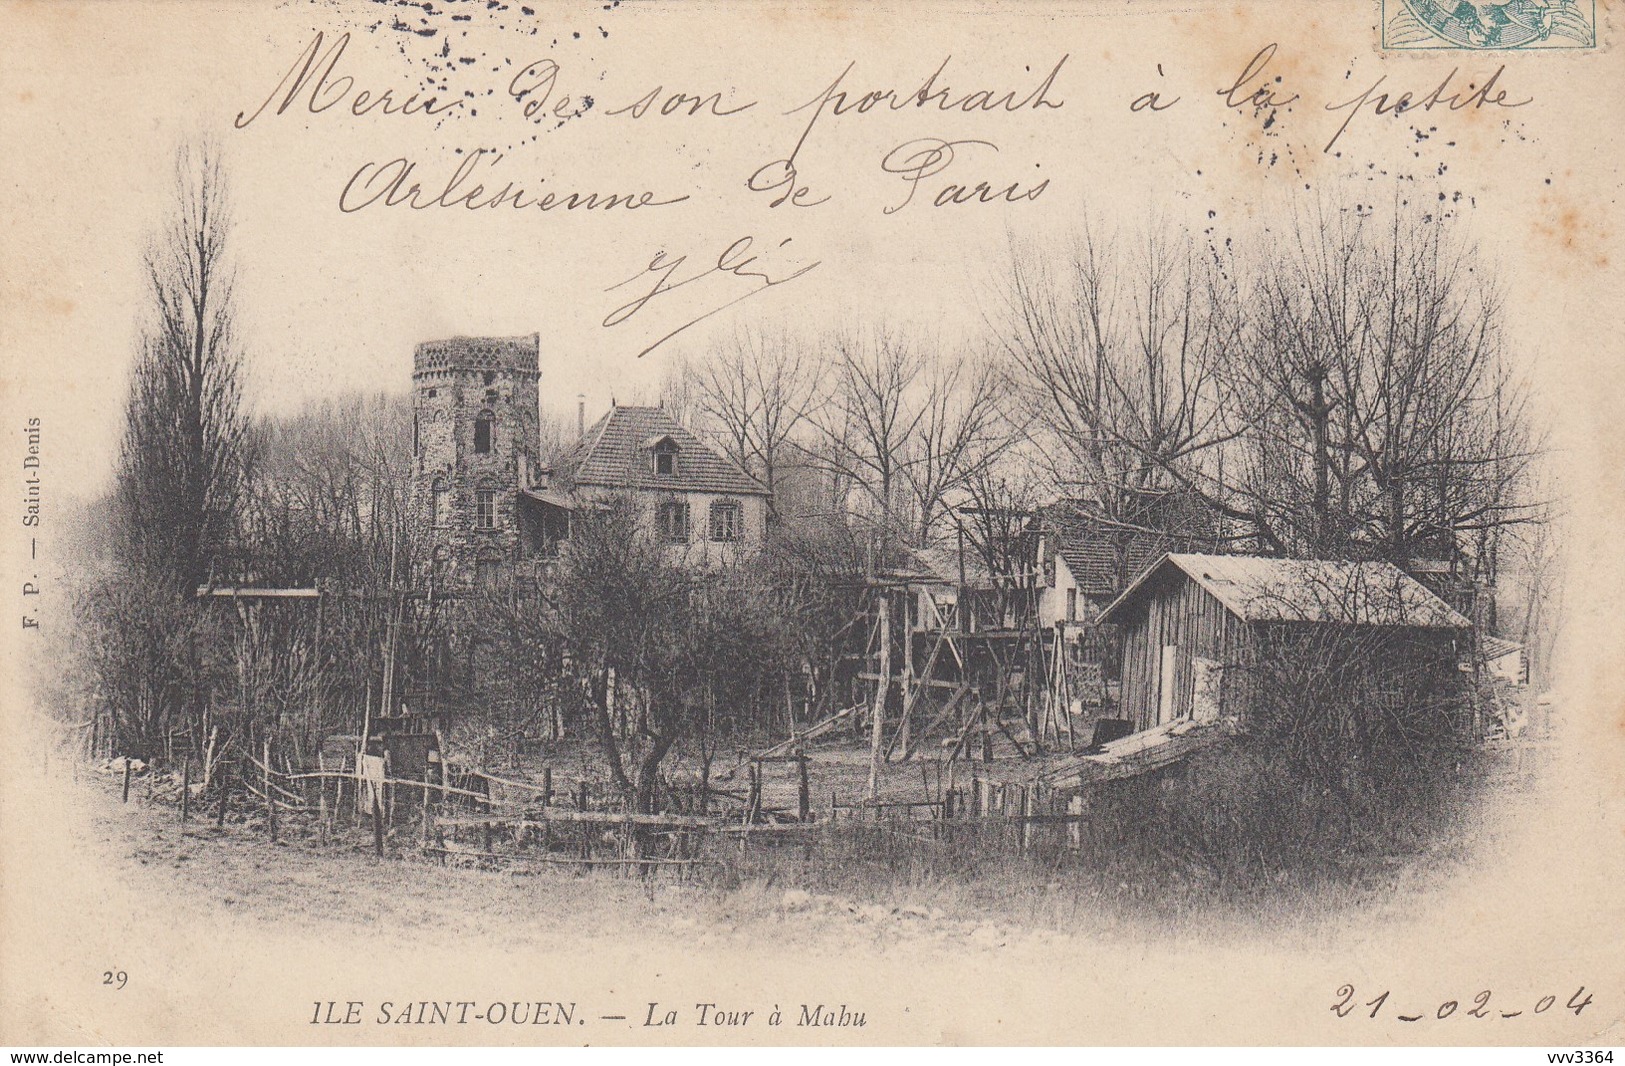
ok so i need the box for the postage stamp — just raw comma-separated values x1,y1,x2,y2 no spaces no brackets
1382,0,1597,49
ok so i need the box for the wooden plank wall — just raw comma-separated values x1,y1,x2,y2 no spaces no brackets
1118,573,1250,730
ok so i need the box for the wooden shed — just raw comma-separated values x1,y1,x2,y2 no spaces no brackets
1098,554,1473,732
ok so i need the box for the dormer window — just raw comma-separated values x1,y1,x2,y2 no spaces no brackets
652,438,679,477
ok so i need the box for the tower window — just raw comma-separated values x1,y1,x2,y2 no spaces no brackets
653,439,679,477
475,489,498,529
709,500,742,542
483,370,496,386
426,388,437,399
432,479,451,527
657,500,690,543
474,412,493,454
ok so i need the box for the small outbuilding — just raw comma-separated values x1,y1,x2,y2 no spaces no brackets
1480,634,1529,687
1098,553,1473,732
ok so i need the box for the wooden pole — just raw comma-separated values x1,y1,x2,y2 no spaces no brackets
371,790,384,858
748,760,762,824
577,782,590,860
542,767,553,807
317,752,329,842
797,756,810,823
217,767,230,827
264,740,278,843
421,768,432,848
121,757,132,804
202,726,218,792
180,760,190,822
867,592,890,800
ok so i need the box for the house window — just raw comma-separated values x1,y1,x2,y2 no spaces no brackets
475,489,498,529
1066,587,1077,622
653,440,679,477
709,500,742,542
432,479,451,527
657,500,690,543
474,412,493,454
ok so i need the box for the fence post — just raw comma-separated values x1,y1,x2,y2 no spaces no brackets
121,757,132,804
578,782,590,861
216,767,230,828
317,753,329,843
542,767,552,808
748,760,763,824
1018,785,1032,854
797,756,810,823
421,767,432,849
264,740,278,843
372,790,385,858
180,760,190,823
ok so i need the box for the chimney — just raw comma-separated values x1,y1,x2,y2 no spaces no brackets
577,394,586,437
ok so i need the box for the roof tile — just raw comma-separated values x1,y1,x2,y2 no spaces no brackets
553,406,769,497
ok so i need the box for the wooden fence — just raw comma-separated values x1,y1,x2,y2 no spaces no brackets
118,743,1099,875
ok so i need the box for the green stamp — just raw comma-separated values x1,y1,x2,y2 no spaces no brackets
1383,0,1597,49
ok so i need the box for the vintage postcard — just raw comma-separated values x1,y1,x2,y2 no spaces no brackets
1,0,1621,1051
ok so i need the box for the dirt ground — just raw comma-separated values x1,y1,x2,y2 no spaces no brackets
3,728,1622,1046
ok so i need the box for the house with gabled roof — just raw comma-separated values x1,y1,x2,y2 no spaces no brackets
524,403,771,564
1037,489,1223,629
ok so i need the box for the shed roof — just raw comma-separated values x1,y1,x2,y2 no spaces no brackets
1100,553,1472,629
552,406,769,497
920,543,1013,590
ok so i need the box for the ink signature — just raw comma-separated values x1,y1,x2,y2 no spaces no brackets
603,236,822,358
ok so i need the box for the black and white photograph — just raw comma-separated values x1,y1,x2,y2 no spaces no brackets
1,0,1620,1053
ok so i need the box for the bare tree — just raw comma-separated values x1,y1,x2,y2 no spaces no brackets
997,202,1544,572
113,141,250,596
997,219,1246,540
811,328,1009,546
1231,202,1544,564
81,141,250,759
899,352,1012,544
812,327,926,544
687,326,824,510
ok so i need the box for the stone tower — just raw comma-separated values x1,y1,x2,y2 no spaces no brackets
412,334,541,585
